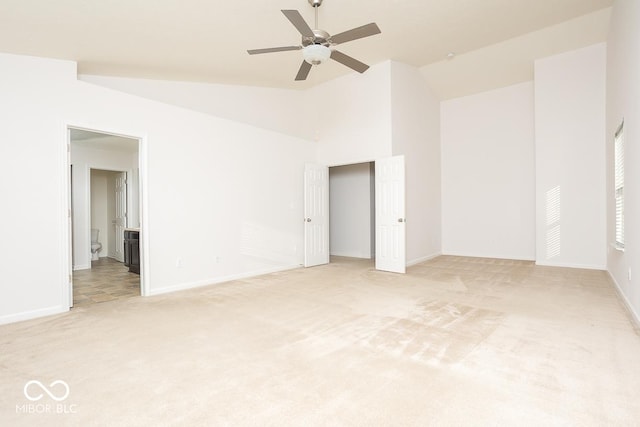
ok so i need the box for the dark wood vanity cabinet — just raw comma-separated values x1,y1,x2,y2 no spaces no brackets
124,230,140,274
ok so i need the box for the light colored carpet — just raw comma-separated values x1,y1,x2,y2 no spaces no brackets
1,256,640,426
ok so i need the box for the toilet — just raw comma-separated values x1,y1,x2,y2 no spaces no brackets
91,228,103,261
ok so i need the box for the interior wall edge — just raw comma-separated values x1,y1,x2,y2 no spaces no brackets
609,271,640,329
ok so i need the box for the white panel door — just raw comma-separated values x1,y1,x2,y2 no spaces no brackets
113,172,127,263
375,156,406,273
304,163,329,267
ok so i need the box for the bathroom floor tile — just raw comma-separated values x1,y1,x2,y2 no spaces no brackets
72,258,140,307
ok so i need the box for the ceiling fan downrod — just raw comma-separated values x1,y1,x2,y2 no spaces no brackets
309,0,323,30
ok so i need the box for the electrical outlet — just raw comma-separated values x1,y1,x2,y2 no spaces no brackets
176,257,183,268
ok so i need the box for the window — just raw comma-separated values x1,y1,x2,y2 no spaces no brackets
615,121,625,249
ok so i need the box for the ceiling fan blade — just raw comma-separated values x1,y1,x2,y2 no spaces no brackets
295,61,313,81
247,46,301,55
331,23,381,45
281,10,315,38
330,50,369,73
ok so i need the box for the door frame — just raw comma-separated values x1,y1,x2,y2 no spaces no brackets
327,161,376,260
323,158,376,267
86,167,131,263
62,124,150,308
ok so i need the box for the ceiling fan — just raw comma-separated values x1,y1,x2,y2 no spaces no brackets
247,0,381,81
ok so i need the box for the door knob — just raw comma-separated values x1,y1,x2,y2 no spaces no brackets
306,218,311,222
398,218,405,223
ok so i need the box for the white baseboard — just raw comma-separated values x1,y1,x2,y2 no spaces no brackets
330,251,372,259
73,263,91,271
407,252,441,267
535,260,606,270
442,251,535,262
0,305,69,326
608,271,640,329
147,264,302,297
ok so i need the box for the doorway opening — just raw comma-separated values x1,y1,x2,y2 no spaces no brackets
329,162,375,263
68,128,143,307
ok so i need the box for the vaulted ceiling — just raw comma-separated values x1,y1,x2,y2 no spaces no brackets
0,0,613,98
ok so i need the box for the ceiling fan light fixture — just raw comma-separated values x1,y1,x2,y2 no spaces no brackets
303,44,331,65
248,1,380,81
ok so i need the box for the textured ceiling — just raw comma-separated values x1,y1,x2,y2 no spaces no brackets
0,0,613,93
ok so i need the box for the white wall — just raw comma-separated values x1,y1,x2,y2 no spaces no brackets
441,82,536,260
85,62,395,169
90,170,110,258
0,55,77,322
419,8,611,101
606,0,640,322
307,61,393,166
71,143,138,270
534,44,607,269
390,61,442,265
80,75,311,141
0,52,315,325
329,163,373,258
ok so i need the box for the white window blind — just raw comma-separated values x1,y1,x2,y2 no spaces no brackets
614,122,625,248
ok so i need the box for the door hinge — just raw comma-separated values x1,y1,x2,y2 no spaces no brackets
69,274,72,283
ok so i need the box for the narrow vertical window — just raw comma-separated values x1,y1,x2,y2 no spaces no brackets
614,121,625,249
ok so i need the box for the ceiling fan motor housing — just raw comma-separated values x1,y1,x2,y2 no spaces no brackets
302,24,331,66
302,29,331,47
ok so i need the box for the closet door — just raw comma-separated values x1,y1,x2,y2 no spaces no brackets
375,156,406,273
304,163,329,267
